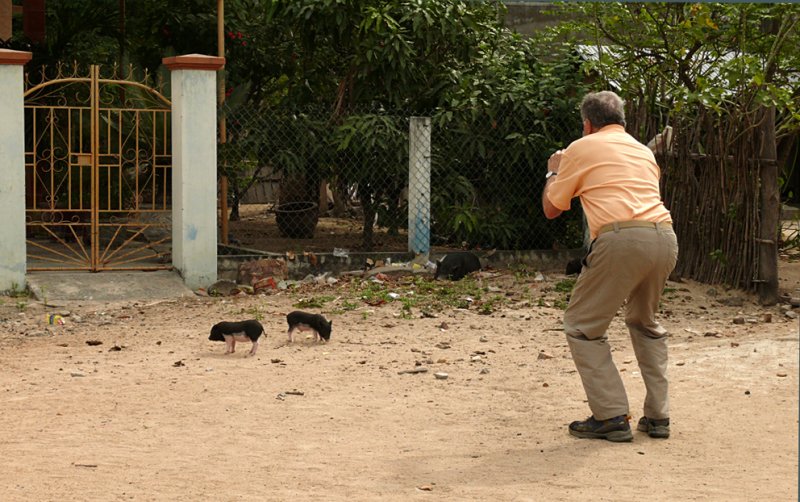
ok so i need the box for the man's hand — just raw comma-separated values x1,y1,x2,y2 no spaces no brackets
542,149,565,220
547,149,563,174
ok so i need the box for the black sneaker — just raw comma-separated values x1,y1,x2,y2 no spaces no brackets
637,417,670,438
568,415,633,442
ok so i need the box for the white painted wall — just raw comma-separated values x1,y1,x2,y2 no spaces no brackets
0,63,26,292
170,68,218,289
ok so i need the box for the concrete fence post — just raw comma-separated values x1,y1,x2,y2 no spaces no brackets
0,49,32,293
163,54,225,289
408,116,431,257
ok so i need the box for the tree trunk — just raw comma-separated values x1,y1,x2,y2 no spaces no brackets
757,106,780,305
361,184,375,251
319,179,330,216
229,192,241,222
332,177,348,217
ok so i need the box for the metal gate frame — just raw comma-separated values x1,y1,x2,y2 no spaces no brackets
24,64,172,271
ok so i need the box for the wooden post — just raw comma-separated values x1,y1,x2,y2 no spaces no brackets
220,175,229,245
757,106,779,305
0,0,12,41
217,0,226,144
216,0,228,246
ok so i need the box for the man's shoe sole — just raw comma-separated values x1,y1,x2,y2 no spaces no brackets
569,429,633,442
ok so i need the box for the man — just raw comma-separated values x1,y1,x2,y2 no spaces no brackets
542,91,678,442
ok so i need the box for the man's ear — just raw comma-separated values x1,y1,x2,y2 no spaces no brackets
582,119,593,136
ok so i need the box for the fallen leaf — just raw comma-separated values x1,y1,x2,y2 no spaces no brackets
304,251,318,267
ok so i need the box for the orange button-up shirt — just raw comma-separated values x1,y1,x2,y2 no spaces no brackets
546,124,672,239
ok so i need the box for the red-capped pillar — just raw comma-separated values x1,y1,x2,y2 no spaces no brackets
0,49,32,291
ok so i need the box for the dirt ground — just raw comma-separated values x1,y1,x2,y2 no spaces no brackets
0,257,798,501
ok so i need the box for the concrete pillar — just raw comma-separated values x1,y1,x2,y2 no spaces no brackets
408,116,431,256
163,54,225,289
0,49,31,293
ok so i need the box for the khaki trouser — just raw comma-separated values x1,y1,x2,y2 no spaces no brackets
563,223,678,421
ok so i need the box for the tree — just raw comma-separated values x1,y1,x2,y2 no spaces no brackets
540,3,800,295
220,0,586,250
20,0,215,78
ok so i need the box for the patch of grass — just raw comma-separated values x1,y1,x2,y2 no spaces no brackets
359,282,392,305
511,265,536,280
554,278,576,293
399,297,414,319
293,295,336,309
6,282,29,299
339,275,500,314
241,306,264,321
476,295,504,315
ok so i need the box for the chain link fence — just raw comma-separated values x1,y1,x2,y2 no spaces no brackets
217,104,585,255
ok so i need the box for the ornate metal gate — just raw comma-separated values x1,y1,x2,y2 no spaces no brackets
24,65,172,271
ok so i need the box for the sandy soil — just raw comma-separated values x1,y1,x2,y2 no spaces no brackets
0,259,798,501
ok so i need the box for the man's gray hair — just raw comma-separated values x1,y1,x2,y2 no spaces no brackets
580,91,626,128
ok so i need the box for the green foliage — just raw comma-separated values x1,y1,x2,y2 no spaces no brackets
358,281,393,305
541,3,799,150
293,295,336,309
554,278,576,293
264,0,506,111
709,249,728,266
427,40,588,249
477,295,503,315
241,306,264,321
25,0,215,76
342,275,500,316
6,282,29,299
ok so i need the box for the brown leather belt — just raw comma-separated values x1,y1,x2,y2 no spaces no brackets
597,220,672,235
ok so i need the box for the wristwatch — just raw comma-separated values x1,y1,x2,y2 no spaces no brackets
546,171,558,179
